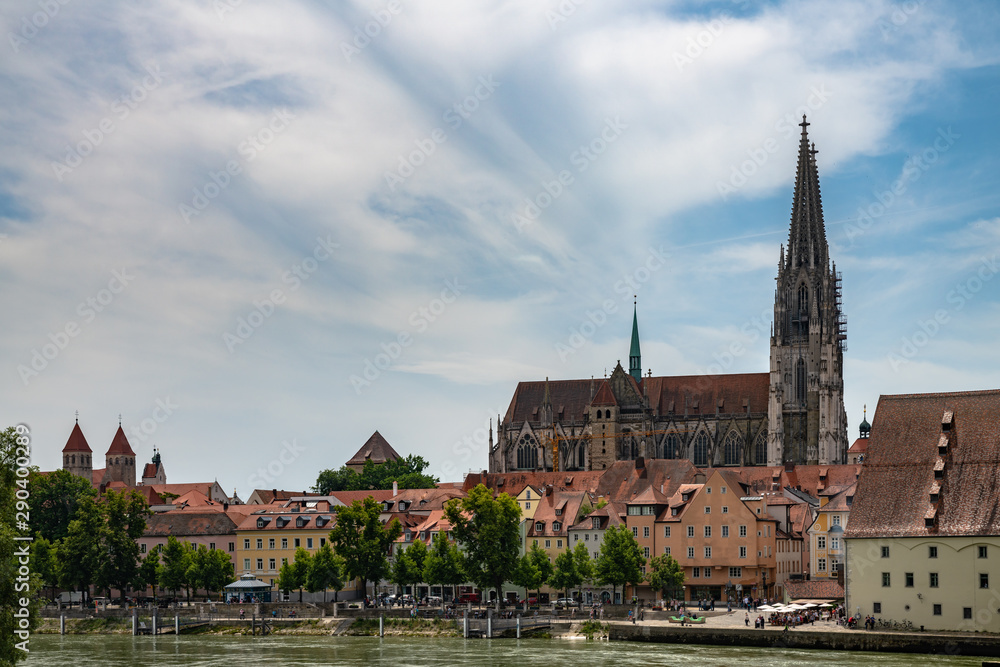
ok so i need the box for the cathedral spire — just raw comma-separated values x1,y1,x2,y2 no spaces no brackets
629,297,642,382
786,116,828,271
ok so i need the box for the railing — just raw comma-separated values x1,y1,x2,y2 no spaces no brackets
457,614,552,638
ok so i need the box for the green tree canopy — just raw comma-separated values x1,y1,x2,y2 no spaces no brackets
390,539,428,594
158,536,190,598
647,553,685,601
28,469,96,543
328,496,402,600
31,536,61,602
549,547,581,600
185,545,235,600
1,425,39,666
423,533,465,594
290,547,313,602
97,489,152,604
58,495,103,597
572,541,593,588
306,544,344,602
137,545,161,598
443,484,521,606
313,455,439,494
594,524,644,602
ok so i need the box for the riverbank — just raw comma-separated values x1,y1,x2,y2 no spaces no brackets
35,616,461,637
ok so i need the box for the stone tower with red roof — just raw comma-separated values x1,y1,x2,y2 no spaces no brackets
103,421,137,487
62,416,94,481
768,116,848,466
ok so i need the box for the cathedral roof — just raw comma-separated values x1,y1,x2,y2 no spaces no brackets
845,389,1000,539
63,422,92,453
504,379,595,423
785,115,829,272
642,372,770,416
590,380,617,407
346,431,401,467
106,426,136,456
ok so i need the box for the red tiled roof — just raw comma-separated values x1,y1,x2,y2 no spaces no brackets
106,426,135,456
134,485,165,505
591,381,617,407
63,422,92,453
327,489,397,506
642,373,770,416
848,438,868,453
784,579,844,600
504,379,595,423
845,390,1000,539
347,431,401,466
92,468,106,486
142,463,158,479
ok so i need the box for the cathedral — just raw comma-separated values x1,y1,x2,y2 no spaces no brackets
489,117,848,473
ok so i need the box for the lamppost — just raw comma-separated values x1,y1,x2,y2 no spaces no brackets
762,569,768,601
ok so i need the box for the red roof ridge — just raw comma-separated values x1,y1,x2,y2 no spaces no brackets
106,426,136,456
590,380,617,407
63,422,92,453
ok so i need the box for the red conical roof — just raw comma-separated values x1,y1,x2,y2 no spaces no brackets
106,426,135,456
63,422,92,453
590,380,617,407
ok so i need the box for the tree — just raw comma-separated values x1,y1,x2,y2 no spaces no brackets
276,561,297,601
1,425,39,665
313,455,439,494
137,546,161,600
31,536,61,602
512,543,552,604
306,544,344,603
444,484,520,607
572,541,593,592
312,466,360,494
203,549,236,599
58,495,103,599
549,548,581,601
290,547,312,602
423,532,465,599
28,469,96,543
647,553,685,603
158,536,190,599
594,525,644,603
390,539,429,597
97,489,151,604
328,497,402,601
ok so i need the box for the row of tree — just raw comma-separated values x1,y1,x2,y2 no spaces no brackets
313,455,438,494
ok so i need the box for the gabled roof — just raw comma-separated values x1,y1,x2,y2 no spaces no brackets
63,422,92,453
846,390,1000,539
347,431,401,466
144,511,238,538
106,426,135,456
626,485,671,505
590,381,617,407
818,482,855,513
848,438,868,453
642,373,769,416
784,579,843,601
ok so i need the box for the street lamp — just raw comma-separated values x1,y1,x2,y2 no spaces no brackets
762,569,768,601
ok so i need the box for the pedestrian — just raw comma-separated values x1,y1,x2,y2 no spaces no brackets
745,611,750,626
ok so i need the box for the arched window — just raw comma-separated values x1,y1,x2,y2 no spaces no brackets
605,410,611,419
665,434,679,459
578,446,585,469
795,358,806,403
797,284,808,315
723,431,743,466
516,436,538,469
693,432,709,466
754,431,767,465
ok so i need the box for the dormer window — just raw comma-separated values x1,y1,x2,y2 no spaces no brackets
592,517,600,529
555,508,562,516
552,521,561,532
535,521,544,532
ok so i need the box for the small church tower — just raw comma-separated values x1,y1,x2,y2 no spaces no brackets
768,116,848,465
104,418,137,487
62,414,93,482
629,300,642,383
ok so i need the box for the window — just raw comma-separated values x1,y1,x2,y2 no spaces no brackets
593,518,600,530
294,538,300,548
535,522,544,532
256,558,263,570
739,546,747,559
209,542,216,551
881,572,890,587
307,538,313,549
632,527,638,537
905,573,914,587
140,543,146,554
930,573,939,588
694,432,709,466
704,526,712,538
525,502,530,509
643,547,650,558
244,538,250,550
526,489,531,500
707,488,711,494
739,525,747,537
873,602,882,614
981,573,989,589
933,604,942,616
664,546,671,555
243,558,251,571
704,506,711,514
929,546,938,558
557,539,563,548
880,546,889,558
644,527,650,538
692,567,700,578
268,558,275,570
281,538,288,549
723,431,742,466
721,487,726,494
704,546,712,559
818,558,826,572
832,516,841,526
545,540,551,548
585,534,590,541
722,526,729,538
704,568,711,578
687,526,695,538
533,540,538,546
256,538,263,549
268,538,275,549
553,522,561,532
281,558,287,566
574,534,579,542
729,567,742,578
964,608,973,620
687,547,695,559
228,542,235,552
320,538,325,547
817,536,826,549
831,537,839,550
979,546,988,559
722,506,729,514
664,526,671,538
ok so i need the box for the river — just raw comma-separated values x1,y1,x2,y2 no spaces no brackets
23,635,987,666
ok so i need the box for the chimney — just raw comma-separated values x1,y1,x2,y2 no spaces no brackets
393,480,398,497
660,483,664,494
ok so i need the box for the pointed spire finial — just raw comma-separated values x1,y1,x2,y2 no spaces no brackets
75,410,79,423
118,413,122,427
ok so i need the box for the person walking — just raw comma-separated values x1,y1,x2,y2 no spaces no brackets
745,611,750,626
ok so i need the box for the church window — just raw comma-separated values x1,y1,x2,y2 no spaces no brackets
693,432,709,466
795,358,806,403
754,431,767,465
516,439,538,469
665,434,679,459
578,446,585,469
605,410,611,419
723,431,742,465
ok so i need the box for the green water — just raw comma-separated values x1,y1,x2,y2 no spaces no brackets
22,635,987,666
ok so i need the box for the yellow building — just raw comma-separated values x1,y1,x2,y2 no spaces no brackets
808,483,854,580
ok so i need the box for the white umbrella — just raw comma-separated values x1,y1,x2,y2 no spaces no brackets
819,603,834,608
787,604,807,610
802,603,818,608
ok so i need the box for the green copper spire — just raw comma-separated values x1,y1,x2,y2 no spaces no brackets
629,298,642,382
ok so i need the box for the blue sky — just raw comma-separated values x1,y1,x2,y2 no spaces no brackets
2,0,998,499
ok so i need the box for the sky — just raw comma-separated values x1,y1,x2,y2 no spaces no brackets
2,0,999,500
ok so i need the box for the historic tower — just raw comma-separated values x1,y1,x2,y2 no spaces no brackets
629,301,642,382
768,117,848,465
104,420,137,487
62,415,93,481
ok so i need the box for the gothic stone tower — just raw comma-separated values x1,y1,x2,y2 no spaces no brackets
62,417,93,481
104,423,137,487
768,117,848,465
